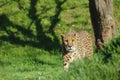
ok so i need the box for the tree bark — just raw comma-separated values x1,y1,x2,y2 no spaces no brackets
89,0,115,49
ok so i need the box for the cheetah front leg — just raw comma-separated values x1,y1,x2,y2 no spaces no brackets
63,53,74,70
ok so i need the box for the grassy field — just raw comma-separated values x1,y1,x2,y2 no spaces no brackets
0,0,120,80
0,38,120,80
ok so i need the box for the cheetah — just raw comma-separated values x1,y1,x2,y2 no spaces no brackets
61,30,93,69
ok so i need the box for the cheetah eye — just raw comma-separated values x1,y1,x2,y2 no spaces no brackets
65,40,68,42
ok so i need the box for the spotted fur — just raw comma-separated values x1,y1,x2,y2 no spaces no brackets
61,30,93,69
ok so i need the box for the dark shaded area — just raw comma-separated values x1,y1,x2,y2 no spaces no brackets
28,0,52,50
27,0,67,50
0,60,12,67
49,0,67,32
89,0,103,49
0,0,67,51
48,0,67,47
0,15,39,47
32,58,56,66
0,15,34,37
100,36,120,63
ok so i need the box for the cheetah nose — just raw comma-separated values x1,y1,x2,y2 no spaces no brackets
68,46,72,48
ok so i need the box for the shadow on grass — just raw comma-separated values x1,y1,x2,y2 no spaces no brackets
0,15,39,47
99,36,120,63
32,58,56,66
0,0,67,51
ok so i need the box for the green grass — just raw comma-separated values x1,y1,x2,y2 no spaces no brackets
0,44,63,80
0,41,120,80
0,0,120,80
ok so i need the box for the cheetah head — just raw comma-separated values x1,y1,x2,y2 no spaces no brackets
61,33,77,52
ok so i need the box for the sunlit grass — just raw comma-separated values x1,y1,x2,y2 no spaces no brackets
0,0,120,80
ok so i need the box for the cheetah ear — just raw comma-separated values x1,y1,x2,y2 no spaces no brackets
61,35,65,39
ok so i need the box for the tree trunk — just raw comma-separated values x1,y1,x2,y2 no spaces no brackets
89,0,115,49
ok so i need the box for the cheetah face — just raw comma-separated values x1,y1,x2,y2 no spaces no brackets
61,34,77,52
